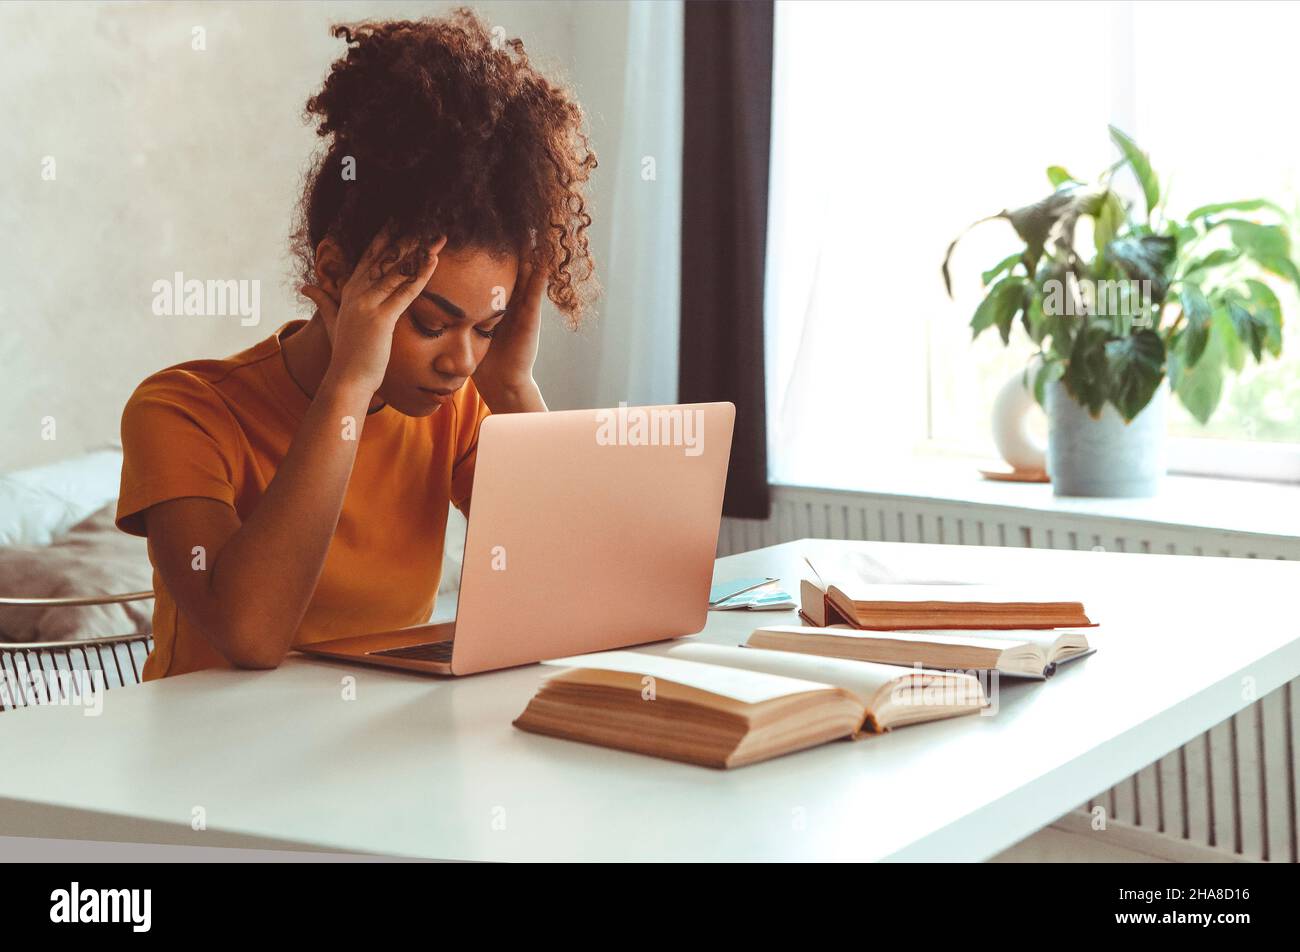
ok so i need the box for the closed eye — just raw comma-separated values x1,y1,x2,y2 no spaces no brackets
411,314,498,340
411,317,445,339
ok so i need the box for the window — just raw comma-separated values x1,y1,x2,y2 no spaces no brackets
765,0,1300,489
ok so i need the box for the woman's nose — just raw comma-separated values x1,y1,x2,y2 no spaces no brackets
437,329,478,377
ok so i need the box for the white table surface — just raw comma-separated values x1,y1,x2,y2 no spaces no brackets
2,538,1298,862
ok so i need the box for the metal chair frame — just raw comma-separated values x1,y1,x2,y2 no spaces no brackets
0,590,155,711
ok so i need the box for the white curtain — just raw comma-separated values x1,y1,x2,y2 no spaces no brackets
594,0,684,408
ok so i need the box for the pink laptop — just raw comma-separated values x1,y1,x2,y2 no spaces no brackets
297,402,736,675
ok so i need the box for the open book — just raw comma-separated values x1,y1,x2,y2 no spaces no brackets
513,645,987,769
747,625,1096,680
800,557,1094,630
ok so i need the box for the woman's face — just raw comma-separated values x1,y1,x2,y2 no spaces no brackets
380,245,519,416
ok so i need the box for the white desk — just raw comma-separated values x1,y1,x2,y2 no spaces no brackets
2,539,1298,862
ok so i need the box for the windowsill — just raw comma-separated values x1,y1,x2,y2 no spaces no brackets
773,457,1300,541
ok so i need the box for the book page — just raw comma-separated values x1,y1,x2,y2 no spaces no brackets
754,625,1029,651
833,627,1093,652
667,642,934,707
542,651,834,705
975,628,1091,652
806,550,982,591
829,583,1082,605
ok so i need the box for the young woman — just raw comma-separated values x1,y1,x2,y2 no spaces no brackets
115,11,596,679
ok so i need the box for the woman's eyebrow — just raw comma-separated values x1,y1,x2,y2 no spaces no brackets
420,290,466,319
419,290,508,322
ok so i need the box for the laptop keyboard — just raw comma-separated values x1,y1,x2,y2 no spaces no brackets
369,641,454,662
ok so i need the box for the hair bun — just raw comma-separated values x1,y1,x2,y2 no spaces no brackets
292,9,599,327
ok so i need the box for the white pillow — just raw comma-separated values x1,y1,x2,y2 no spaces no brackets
0,444,124,547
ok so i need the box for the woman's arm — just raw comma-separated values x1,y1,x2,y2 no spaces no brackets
458,256,551,519
472,256,549,414
476,377,547,414
143,230,446,669
143,378,375,668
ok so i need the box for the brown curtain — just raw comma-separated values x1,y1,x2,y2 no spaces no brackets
679,0,774,520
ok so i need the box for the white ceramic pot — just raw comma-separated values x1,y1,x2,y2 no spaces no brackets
991,359,1047,474
1045,379,1167,497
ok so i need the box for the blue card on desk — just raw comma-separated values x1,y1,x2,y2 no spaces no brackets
709,577,779,606
712,588,798,610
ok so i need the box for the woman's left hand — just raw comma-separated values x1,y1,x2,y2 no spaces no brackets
472,257,549,413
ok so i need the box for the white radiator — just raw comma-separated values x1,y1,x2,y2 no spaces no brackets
721,484,1300,862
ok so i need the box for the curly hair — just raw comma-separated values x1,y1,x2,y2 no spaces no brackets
291,8,598,328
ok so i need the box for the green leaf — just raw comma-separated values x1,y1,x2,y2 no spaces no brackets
1221,283,1281,363
1093,190,1126,259
942,212,1008,298
1187,198,1286,220
1001,283,1030,344
1062,320,1111,416
1219,218,1300,286
1244,278,1283,357
1171,222,1197,246
1105,234,1177,301
1258,254,1300,288
1223,218,1290,259
1033,357,1065,407
1036,262,1092,349
1105,329,1166,421
1181,247,1240,281
1211,307,1246,372
1108,125,1159,219
1022,292,1046,344
1202,218,1300,287
1226,297,1267,362
1178,283,1213,367
1174,320,1226,423
1166,347,1184,390
970,277,1025,343
1047,166,1081,188
981,253,1023,287
1005,191,1079,277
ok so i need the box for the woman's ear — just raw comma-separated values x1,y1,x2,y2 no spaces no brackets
312,237,350,298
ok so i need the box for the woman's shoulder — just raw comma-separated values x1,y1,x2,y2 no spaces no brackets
124,323,296,423
129,359,230,400
125,357,245,421
121,365,242,456
123,351,272,442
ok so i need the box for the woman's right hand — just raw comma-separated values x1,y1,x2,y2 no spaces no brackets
299,226,447,396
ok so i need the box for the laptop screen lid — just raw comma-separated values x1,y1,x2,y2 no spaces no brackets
448,401,735,674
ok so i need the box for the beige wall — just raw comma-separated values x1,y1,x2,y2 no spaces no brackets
1,0,630,470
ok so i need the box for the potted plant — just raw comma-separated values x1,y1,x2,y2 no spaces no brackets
942,126,1299,496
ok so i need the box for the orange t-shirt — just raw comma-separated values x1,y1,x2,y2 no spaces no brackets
115,318,489,680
